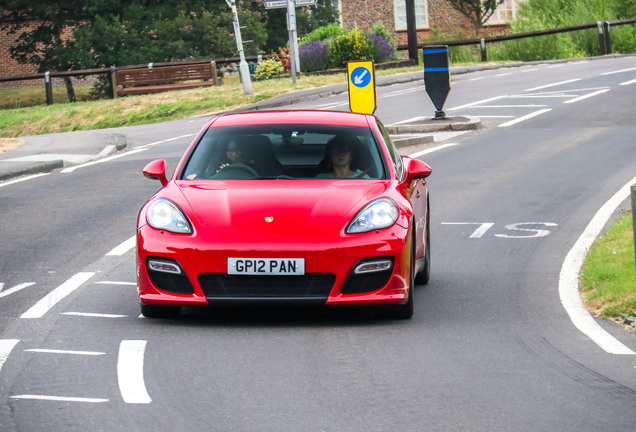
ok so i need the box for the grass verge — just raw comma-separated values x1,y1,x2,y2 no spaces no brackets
580,211,636,323
0,65,424,138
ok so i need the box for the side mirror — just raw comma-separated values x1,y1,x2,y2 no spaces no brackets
142,159,168,187
403,156,432,184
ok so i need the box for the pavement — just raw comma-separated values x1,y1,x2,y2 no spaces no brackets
0,65,502,182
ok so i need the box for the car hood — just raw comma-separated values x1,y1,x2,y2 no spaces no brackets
175,180,391,229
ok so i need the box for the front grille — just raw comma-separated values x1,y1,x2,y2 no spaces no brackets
199,273,336,301
340,270,393,295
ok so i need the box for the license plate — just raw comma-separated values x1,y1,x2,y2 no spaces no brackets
228,258,305,275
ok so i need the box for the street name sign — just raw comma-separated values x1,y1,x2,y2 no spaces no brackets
347,60,376,115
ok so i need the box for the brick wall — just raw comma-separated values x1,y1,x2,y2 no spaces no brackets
0,21,39,91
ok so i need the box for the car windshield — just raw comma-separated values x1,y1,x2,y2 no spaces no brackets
180,124,387,180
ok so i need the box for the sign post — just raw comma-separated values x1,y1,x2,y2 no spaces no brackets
347,60,376,115
423,45,451,119
227,0,252,95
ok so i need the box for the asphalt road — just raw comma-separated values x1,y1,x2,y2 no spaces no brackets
1,56,636,431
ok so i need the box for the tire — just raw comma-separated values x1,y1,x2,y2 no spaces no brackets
377,240,414,320
415,216,430,285
140,303,181,319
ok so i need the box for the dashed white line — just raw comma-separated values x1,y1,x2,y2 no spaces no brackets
448,95,508,111
61,312,128,318
21,272,95,319
0,282,35,299
61,148,148,173
525,78,582,92
10,395,109,403
564,89,611,104
106,236,136,256
0,339,19,372
559,174,636,355
118,340,152,404
409,143,459,159
94,281,137,286
620,78,636,86
601,67,636,75
0,173,49,188
25,349,105,356
499,109,552,127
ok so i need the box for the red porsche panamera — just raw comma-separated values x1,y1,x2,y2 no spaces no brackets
137,110,432,319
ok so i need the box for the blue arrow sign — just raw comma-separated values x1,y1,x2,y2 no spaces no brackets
352,66,372,88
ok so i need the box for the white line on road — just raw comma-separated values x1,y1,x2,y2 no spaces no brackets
118,340,152,404
470,105,548,108
601,67,636,75
94,281,137,286
620,78,636,86
0,339,19,372
0,282,35,299
106,236,136,256
10,395,108,403
564,89,611,104
0,173,49,188
525,79,582,92
61,312,128,318
25,349,105,356
409,143,459,159
499,109,552,127
448,95,508,111
21,272,95,319
61,148,148,174
559,175,636,356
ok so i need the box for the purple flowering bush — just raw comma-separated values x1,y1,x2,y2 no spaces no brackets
299,41,329,73
369,33,397,63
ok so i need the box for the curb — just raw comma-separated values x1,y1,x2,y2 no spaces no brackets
0,159,64,181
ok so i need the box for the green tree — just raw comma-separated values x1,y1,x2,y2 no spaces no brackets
447,0,506,37
1,0,268,99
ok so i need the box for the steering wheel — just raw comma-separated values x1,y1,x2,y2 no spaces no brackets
211,163,259,180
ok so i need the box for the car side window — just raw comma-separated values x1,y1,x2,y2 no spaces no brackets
377,121,404,180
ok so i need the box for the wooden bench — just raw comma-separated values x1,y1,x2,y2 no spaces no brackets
112,62,218,97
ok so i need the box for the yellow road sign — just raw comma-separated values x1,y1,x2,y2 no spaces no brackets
347,60,376,115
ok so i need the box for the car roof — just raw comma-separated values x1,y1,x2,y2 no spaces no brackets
208,110,373,128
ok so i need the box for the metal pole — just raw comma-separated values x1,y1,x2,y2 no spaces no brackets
405,0,418,65
287,0,297,83
480,38,487,62
230,0,252,95
597,21,606,55
604,21,612,55
44,71,53,106
631,184,636,272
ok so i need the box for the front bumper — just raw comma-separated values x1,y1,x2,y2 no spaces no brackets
137,224,412,307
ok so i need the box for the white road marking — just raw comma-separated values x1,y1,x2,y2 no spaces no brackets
118,340,152,404
499,109,552,127
61,148,148,173
21,272,95,319
61,312,128,318
408,143,459,159
620,78,636,86
25,349,105,356
10,395,108,403
0,282,35,299
94,281,137,286
496,72,512,77
469,115,515,118
106,236,136,256
601,67,636,75
0,173,49,188
559,174,636,355
0,339,20,372
525,79,581,92
564,89,611,104
448,95,508,111
442,222,494,238
469,105,548,108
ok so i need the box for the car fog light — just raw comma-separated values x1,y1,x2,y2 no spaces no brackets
354,259,393,274
148,259,182,274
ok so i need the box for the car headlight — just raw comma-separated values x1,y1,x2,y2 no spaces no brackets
346,198,399,234
146,199,192,234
